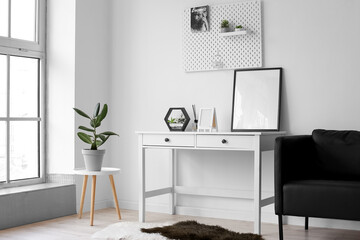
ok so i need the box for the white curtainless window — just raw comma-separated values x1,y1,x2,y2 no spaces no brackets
0,0,46,187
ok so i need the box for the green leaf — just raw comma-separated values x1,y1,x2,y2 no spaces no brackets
97,104,108,124
98,136,110,147
73,108,91,119
79,126,94,132
96,140,103,147
93,103,100,118
77,132,92,144
99,134,107,141
90,119,96,128
100,131,119,136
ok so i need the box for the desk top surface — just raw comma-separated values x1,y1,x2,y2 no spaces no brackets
136,131,286,136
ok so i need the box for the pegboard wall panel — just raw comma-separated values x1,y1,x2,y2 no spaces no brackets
183,1,262,72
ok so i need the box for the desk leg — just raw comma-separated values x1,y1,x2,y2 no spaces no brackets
90,175,96,226
79,175,88,219
169,149,176,215
139,136,145,222
109,175,121,220
254,136,262,234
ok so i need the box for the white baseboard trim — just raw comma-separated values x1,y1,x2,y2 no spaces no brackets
116,200,360,231
117,200,277,223
76,199,114,213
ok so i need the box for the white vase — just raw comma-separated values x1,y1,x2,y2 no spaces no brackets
82,149,105,171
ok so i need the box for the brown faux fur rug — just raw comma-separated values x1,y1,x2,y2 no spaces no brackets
141,220,264,240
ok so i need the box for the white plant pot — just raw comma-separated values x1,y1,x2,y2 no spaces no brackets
82,149,105,171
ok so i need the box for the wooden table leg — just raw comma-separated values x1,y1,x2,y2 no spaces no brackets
90,175,96,226
109,175,121,219
78,175,88,219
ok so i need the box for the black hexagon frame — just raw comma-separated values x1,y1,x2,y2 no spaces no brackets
164,108,190,131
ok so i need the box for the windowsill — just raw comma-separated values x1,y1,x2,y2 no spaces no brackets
0,183,75,196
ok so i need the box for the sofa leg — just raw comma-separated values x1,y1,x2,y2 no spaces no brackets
305,217,309,230
278,215,284,240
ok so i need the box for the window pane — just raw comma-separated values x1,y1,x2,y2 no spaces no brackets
10,56,38,117
10,0,37,41
10,121,38,181
0,55,6,117
0,0,8,37
0,122,6,182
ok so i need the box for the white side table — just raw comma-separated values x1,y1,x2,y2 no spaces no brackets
74,167,121,226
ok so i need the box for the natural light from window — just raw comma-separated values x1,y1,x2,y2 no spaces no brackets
10,0,37,41
10,56,38,117
0,0,8,37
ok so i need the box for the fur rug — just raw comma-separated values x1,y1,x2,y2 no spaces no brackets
91,221,173,240
141,220,264,240
92,221,263,240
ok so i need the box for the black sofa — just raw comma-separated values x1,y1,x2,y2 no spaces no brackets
275,129,360,240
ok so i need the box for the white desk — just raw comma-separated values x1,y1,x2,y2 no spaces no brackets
136,131,285,234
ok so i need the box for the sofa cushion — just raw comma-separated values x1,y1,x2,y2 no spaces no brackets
283,180,360,220
312,129,360,180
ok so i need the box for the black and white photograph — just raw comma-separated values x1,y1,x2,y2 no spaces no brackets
190,5,209,32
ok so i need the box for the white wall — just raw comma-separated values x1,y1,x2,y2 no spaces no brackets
47,0,76,174
74,0,115,211
108,0,360,230
47,0,115,211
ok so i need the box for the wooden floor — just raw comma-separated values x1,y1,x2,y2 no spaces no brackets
0,208,359,240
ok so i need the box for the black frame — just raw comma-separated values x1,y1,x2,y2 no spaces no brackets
231,67,282,132
164,108,190,131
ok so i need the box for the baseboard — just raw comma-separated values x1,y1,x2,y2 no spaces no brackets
117,200,360,231
76,199,114,213
117,200,277,223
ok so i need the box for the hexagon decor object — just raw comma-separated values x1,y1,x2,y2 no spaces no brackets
164,108,190,131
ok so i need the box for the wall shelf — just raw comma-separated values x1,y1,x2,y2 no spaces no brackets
219,30,248,37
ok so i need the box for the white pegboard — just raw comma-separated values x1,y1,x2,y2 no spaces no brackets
183,1,262,72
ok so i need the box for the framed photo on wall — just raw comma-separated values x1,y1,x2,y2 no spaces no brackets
231,68,282,132
190,5,209,32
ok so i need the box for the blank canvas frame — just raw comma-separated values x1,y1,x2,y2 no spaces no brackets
231,68,282,132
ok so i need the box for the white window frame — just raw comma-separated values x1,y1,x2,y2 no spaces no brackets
0,0,46,188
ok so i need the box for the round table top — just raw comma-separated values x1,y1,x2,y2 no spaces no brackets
74,167,121,176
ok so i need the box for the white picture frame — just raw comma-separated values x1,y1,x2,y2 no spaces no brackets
198,108,218,132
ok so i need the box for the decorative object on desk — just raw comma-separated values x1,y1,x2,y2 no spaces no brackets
141,221,264,240
191,104,198,131
164,108,190,131
73,103,119,171
235,25,243,31
191,6,209,32
231,68,282,132
220,19,230,32
198,107,218,132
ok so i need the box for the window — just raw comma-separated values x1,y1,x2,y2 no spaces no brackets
0,0,45,187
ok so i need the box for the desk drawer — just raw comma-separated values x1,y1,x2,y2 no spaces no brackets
196,135,254,149
143,134,195,147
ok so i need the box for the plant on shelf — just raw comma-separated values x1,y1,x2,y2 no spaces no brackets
73,103,119,171
220,19,230,33
235,25,244,32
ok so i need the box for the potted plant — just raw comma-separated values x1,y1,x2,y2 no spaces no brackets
235,25,243,31
220,19,230,33
73,103,119,171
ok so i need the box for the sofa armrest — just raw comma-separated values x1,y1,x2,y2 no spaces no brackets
275,135,317,214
